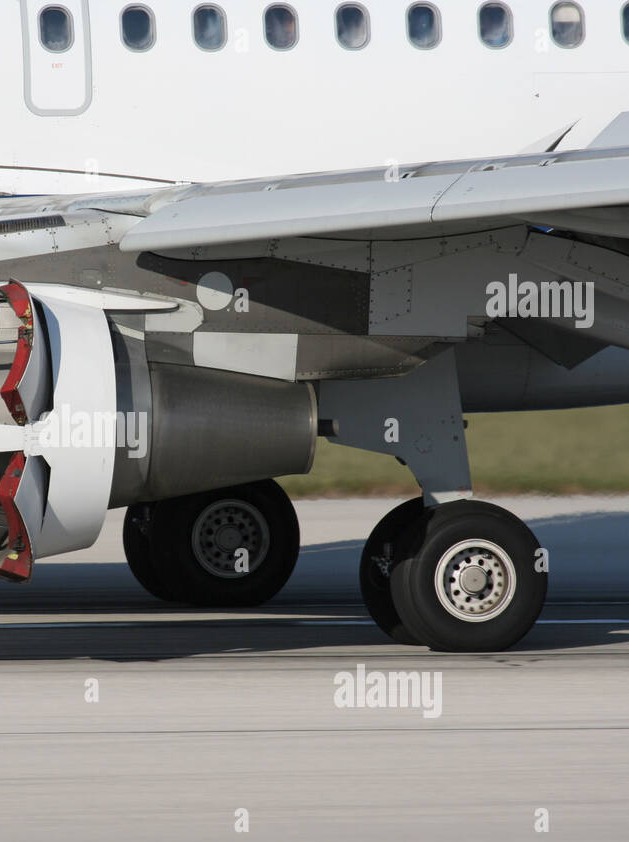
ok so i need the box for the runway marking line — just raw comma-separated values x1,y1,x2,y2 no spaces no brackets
0,618,628,630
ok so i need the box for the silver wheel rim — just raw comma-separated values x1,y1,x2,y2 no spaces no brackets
191,499,270,579
434,539,517,623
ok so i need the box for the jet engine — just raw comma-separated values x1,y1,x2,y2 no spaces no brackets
0,280,317,582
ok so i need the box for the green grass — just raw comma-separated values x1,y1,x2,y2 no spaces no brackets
278,404,629,497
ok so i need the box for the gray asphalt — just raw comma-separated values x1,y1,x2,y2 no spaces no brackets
1,496,628,841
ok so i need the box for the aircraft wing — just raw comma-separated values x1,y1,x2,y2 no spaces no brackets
5,142,629,253
109,145,629,253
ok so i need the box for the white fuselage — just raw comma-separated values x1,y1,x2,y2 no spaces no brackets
2,0,629,194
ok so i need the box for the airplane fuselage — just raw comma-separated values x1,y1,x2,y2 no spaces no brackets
3,0,629,193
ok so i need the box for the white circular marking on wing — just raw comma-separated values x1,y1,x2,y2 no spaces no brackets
196,272,234,311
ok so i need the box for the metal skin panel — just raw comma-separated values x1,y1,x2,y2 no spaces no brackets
193,333,299,381
456,341,629,413
24,283,178,313
369,230,561,339
432,155,629,225
25,293,118,557
294,335,431,380
107,329,153,510
369,266,413,329
588,113,629,150
141,365,317,502
137,253,371,336
0,211,139,263
319,348,471,506
119,175,456,252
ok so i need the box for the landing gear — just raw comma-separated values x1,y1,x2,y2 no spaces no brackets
359,498,425,644
148,479,300,607
390,501,547,652
123,503,174,601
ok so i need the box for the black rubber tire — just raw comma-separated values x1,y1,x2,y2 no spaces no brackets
359,498,425,644
123,503,175,601
149,480,300,607
390,501,547,652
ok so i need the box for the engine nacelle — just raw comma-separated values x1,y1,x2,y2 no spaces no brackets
0,281,317,581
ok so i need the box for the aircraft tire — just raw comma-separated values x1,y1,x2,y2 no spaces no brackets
390,501,547,652
150,480,300,607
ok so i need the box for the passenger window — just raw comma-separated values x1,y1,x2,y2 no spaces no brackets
479,3,513,48
121,5,156,51
336,4,370,50
39,6,74,52
550,2,584,48
624,4,629,42
193,6,227,50
265,5,298,50
407,4,441,49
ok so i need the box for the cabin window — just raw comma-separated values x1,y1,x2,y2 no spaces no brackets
39,6,74,52
479,3,513,48
193,6,227,50
265,5,298,50
336,4,370,50
622,4,629,42
550,2,584,48
407,4,441,49
121,5,156,51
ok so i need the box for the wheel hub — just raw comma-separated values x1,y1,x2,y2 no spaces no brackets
459,565,489,595
434,540,517,622
191,499,270,579
216,525,243,553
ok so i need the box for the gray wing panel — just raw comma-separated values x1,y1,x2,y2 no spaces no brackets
432,155,629,224
119,152,629,252
119,175,457,252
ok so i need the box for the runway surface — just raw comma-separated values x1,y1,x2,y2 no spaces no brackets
1,495,628,841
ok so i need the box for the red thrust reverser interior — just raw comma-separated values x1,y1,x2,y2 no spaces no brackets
0,452,32,581
0,281,38,581
0,281,35,426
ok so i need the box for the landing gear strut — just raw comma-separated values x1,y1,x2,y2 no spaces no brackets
123,502,174,602
359,498,425,644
